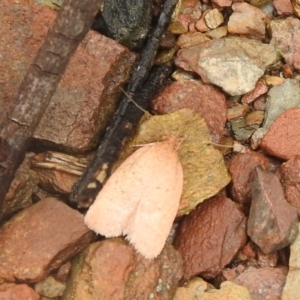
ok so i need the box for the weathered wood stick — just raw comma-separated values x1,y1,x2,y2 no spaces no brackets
0,0,102,208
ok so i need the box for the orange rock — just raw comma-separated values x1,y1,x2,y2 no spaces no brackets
261,107,300,160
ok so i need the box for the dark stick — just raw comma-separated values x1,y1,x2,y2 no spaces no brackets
0,0,102,208
69,0,178,208
70,64,173,208
128,0,178,93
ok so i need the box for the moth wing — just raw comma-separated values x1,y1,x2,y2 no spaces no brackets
124,141,183,259
84,145,156,237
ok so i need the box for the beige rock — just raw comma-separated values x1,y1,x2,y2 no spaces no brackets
227,104,249,121
282,223,300,299
205,26,228,39
270,18,300,71
264,76,285,86
204,8,224,30
175,37,279,96
228,2,266,39
177,32,210,49
291,0,300,17
173,277,208,300
174,277,252,300
34,276,65,298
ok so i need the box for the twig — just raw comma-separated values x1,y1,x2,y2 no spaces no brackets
70,0,178,208
0,0,102,211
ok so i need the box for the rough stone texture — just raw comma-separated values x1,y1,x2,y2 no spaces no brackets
262,79,300,131
242,80,268,104
151,80,227,141
174,277,252,300
253,95,267,111
282,64,294,78
0,283,40,300
256,248,278,268
273,0,294,16
227,104,249,121
0,198,95,282
173,277,208,300
248,167,298,254
0,2,136,153
0,154,38,220
177,32,210,49
175,194,247,280
227,151,269,205
34,276,66,298
282,222,300,299
211,0,232,7
125,109,231,217
62,238,183,300
222,265,247,282
175,37,279,96
278,156,300,217
232,266,288,300
291,0,300,17
195,10,210,32
55,262,71,282
261,108,300,160
205,26,228,39
204,8,224,30
228,2,266,39
253,78,300,148
270,18,300,71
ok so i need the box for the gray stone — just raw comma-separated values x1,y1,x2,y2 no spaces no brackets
251,78,300,149
263,79,300,130
175,37,279,96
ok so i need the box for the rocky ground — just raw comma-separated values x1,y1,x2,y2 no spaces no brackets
1,0,300,299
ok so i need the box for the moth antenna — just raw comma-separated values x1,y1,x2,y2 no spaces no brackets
120,87,171,138
209,141,234,148
120,87,152,116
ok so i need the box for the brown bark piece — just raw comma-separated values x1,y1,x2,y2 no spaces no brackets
0,0,102,207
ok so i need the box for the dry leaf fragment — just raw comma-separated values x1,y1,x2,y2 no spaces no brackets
84,136,183,259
